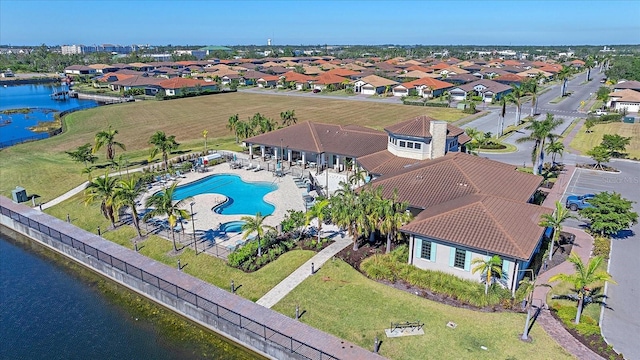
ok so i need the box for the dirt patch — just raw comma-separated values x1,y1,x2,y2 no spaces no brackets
334,239,387,269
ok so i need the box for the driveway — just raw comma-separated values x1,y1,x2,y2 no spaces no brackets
560,166,640,359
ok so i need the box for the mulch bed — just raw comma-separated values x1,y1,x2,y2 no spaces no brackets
540,231,575,274
576,163,619,172
550,309,624,360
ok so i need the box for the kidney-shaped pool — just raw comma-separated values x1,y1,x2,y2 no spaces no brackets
172,174,276,216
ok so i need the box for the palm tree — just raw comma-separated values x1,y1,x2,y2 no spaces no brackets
144,183,190,252
539,201,576,261
379,190,412,254
556,66,572,97
66,143,97,168
85,173,119,229
516,113,563,175
114,178,145,238
235,120,253,140
549,253,616,324
348,167,367,186
524,78,541,117
280,110,297,127
202,130,208,153
227,114,240,143
545,139,565,164
471,255,504,295
584,56,595,82
149,131,179,171
442,91,452,107
305,199,330,243
240,212,274,257
93,126,126,161
506,84,525,126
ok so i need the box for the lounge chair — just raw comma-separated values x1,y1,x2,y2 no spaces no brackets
245,162,255,171
176,171,187,178
253,164,262,172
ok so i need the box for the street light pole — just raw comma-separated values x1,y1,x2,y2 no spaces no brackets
190,202,197,255
518,268,537,341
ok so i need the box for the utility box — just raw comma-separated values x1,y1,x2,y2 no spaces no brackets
12,186,28,203
623,116,635,124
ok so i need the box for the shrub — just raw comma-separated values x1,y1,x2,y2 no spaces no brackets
592,236,611,259
361,251,512,308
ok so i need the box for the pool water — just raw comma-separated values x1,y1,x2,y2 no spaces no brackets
221,221,246,233
172,174,276,216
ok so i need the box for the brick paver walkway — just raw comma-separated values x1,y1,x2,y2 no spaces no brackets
257,228,352,308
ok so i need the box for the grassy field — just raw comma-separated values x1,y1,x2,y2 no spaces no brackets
272,260,572,360
0,92,464,202
570,122,640,159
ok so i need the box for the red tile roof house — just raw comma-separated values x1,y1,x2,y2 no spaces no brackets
256,75,280,88
110,75,164,94
311,73,349,91
158,78,218,96
392,77,453,98
244,116,549,293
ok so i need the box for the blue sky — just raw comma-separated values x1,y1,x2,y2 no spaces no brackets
1,0,638,46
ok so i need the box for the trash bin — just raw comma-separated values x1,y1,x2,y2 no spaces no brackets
11,186,28,203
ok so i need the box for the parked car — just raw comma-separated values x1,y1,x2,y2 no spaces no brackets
595,109,607,116
312,88,321,93
566,193,595,211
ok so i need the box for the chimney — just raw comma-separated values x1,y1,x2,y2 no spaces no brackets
429,120,447,159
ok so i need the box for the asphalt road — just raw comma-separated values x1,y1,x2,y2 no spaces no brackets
557,164,640,360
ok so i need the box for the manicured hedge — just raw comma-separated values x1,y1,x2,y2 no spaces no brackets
361,246,513,308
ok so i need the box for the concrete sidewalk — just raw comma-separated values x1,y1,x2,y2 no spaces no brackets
257,232,352,308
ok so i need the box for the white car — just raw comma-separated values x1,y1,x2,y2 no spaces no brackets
595,109,607,116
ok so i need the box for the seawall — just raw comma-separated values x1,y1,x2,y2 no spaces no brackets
0,197,384,360
0,77,59,85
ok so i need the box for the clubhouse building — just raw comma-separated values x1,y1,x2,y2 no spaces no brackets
244,116,551,292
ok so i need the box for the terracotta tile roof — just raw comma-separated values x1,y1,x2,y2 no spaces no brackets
441,65,469,74
609,89,640,102
613,80,640,91
128,62,151,68
368,152,541,208
399,77,452,90
281,71,316,83
517,69,553,78
244,121,388,157
357,150,425,175
384,116,465,140
430,62,450,70
302,66,325,75
97,72,134,82
571,59,585,65
501,60,523,67
401,194,552,260
313,73,349,85
257,75,280,82
324,68,360,77
398,70,441,79
157,77,211,89
112,75,163,87
89,63,117,70
344,63,366,71
405,65,432,73
358,75,398,87
241,70,269,79
493,73,524,82
538,65,561,73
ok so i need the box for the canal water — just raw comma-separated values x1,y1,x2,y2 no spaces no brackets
0,231,261,359
0,83,98,147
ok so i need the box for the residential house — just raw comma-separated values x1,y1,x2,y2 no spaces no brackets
88,64,119,74
449,79,512,102
443,74,478,85
493,73,525,86
517,68,553,80
110,75,163,94
311,73,348,91
613,80,640,92
393,77,453,98
128,62,155,72
280,71,315,90
353,75,398,95
239,70,269,86
398,70,441,80
256,75,280,88
607,89,640,113
158,77,217,96
64,65,97,75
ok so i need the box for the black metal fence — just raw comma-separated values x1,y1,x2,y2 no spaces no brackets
1,205,337,360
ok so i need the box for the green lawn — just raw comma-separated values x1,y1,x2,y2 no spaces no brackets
570,122,640,159
272,260,572,360
0,92,464,202
45,193,315,301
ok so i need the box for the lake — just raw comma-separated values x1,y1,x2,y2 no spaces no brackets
0,231,260,360
0,83,98,147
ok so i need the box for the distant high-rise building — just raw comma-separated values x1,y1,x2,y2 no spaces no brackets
267,38,272,46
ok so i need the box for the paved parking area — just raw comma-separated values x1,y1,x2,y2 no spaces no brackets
563,165,640,359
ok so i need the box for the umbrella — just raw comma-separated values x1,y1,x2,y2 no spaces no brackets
233,154,237,162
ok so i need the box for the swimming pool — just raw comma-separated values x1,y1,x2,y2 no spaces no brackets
221,221,245,233
172,174,276,216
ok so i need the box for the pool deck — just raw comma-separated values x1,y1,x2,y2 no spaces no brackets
140,162,308,254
